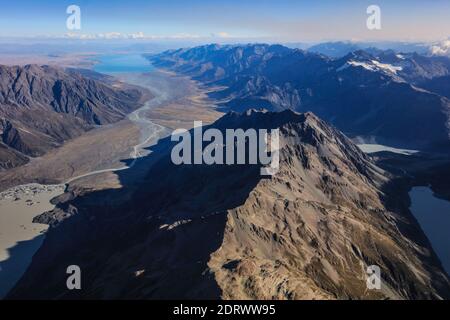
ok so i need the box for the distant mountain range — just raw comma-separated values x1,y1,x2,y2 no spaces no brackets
8,109,449,299
0,65,145,169
305,41,431,58
149,44,450,149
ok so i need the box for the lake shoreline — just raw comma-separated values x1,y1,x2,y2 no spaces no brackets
0,183,65,298
409,186,450,276
0,53,222,298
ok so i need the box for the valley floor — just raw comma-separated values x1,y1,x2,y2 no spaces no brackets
0,63,223,297
0,69,222,193
0,184,64,298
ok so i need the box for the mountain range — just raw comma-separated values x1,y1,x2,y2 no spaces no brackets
2,43,450,300
0,64,146,169
149,44,450,149
7,109,450,299
305,41,435,58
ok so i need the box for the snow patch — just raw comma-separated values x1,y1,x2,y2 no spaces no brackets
371,60,403,74
337,59,402,74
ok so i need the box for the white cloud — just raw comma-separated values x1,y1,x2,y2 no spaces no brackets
62,31,203,40
429,39,450,56
130,32,145,39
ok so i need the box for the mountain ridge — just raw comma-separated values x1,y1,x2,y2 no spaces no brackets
149,44,450,149
0,64,146,169
7,109,450,299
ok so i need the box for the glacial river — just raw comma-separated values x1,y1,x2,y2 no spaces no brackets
0,54,167,298
409,187,450,275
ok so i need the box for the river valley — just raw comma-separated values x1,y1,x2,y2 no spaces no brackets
0,53,220,297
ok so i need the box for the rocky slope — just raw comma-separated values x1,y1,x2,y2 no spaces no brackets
149,44,450,149
0,64,145,169
7,110,450,299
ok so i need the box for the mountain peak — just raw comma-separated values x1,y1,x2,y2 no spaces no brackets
344,49,375,61
11,108,449,299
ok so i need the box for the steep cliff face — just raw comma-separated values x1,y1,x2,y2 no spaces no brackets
0,64,145,168
7,110,450,300
208,113,449,299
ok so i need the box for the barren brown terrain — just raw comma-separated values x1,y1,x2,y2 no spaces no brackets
143,71,223,129
0,67,223,192
0,118,140,191
8,110,450,300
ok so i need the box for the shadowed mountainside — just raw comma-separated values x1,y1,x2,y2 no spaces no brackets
6,110,450,299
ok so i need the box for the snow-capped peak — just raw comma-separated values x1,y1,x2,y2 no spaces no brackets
337,59,402,74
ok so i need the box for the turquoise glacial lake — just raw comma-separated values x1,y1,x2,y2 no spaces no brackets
93,54,154,74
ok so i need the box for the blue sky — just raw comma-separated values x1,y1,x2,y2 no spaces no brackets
1,0,449,41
